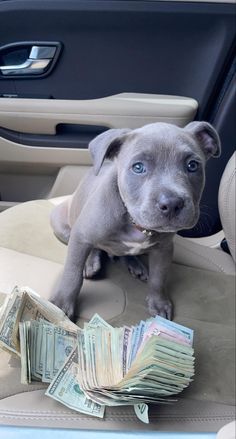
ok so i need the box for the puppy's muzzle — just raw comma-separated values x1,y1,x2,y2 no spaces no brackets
157,193,185,220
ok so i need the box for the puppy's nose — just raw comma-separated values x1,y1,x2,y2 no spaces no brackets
158,194,184,217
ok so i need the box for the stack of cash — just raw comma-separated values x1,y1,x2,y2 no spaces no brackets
0,286,77,355
0,287,195,423
76,315,194,405
46,313,194,422
19,320,77,384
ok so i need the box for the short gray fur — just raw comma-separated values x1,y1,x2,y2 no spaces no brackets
50,122,221,321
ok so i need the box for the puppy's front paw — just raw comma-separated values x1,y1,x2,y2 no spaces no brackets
146,295,173,320
51,293,77,322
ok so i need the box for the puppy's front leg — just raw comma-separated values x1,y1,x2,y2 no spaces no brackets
51,226,92,321
147,241,174,320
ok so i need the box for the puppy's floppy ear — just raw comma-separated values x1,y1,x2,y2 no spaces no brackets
89,128,131,175
185,121,221,159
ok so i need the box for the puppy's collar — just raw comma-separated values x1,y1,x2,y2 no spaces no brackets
130,218,155,237
121,197,155,237
121,199,155,237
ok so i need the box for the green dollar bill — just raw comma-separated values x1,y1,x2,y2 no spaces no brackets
19,322,29,384
42,324,54,383
134,403,149,424
0,288,22,354
46,347,105,418
53,325,77,377
86,313,112,329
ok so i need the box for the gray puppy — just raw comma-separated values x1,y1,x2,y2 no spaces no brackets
50,122,220,321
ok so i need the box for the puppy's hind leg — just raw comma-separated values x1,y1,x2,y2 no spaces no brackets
50,199,71,244
120,255,149,282
83,248,103,279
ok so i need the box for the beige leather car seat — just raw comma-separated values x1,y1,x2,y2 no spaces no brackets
0,153,235,433
219,152,236,263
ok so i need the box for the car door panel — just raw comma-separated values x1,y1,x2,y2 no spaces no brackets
0,1,235,113
0,92,197,211
0,93,198,134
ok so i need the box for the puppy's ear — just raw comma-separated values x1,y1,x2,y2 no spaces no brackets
89,128,131,175
185,121,221,159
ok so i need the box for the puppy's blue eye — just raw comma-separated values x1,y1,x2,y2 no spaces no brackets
132,162,146,174
187,160,199,172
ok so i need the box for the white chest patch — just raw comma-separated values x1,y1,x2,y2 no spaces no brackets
122,240,152,255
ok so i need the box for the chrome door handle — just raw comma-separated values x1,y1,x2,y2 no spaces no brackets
0,45,57,76
0,59,51,76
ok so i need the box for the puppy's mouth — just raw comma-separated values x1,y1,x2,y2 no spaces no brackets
129,214,198,235
132,221,188,235
128,215,183,236
130,220,156,237
123,199,198,235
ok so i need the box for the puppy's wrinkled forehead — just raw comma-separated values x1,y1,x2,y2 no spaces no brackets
124,124,199,163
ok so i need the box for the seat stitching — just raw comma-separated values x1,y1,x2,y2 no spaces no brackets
0,414,234,422
0,408,235,417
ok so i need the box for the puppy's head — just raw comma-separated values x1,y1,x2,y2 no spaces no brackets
89,122,221,232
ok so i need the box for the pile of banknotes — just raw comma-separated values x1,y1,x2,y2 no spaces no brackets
0,286,195,423
19,320,77,384
0,286,77,355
